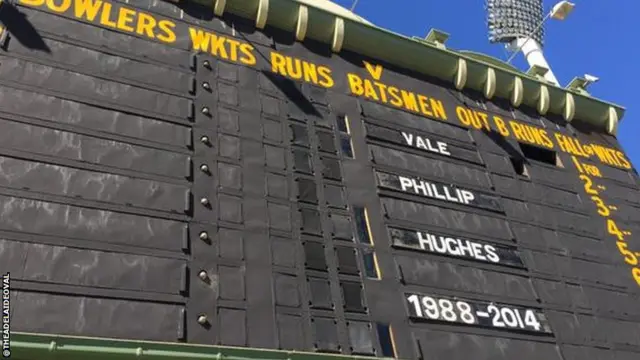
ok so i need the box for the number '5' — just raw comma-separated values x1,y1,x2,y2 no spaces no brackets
617,242,638,266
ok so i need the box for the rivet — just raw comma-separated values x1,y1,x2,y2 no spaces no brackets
200,164,210,173
198,271,208,281
203,60,212,69
202,82,211,91
200,197,210,206
199,231,209,241
200,135,210,145
201,107,210,115
197,315,208,325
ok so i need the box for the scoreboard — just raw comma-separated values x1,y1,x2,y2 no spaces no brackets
2,0,640,359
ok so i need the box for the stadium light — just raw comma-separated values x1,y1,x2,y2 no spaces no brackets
506,1,575,64
550,1,575,20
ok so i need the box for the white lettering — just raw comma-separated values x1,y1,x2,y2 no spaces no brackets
401,132,414,145
417,232,433,251
400,132,451,157
394,174,482,206
445,237,461,255
412,231,505,265
415,179,430,196
458,240,474,257
443,186,458,202
415,136,427,150
431,184,447,201
461,190,475,204
438,142,451,155
399,176,413,192
485,245,500,263
471,242,486,261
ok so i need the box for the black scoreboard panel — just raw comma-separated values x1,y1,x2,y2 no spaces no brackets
2,1,640,359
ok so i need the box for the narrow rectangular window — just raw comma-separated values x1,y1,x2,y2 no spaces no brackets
340,135,354,158
376,323,397,358
354,207,372,245
362,250,380,279
337,115,350,134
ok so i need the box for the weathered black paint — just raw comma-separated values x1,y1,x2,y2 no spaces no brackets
0,1,639,359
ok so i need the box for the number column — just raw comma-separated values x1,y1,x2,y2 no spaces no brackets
571,156,640,287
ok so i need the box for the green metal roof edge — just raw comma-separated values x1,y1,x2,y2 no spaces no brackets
11,332,391,360
216,0,626,134
455,50,521,73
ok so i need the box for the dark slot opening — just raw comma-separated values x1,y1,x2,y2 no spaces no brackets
340,135,354,158
354,207,372,244
376,323,396,357
519,142,558,166
510,156,528,176
337,115,350,134
361,250,379,279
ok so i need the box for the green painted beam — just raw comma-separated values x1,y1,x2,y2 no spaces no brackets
218,0,626,134
10,333,389,360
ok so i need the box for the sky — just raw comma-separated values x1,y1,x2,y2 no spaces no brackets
332,0,640,168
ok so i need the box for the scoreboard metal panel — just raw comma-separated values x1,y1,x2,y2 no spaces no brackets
1,0,639,359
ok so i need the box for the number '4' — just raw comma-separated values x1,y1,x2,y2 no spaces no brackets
607,219,625,241
524,310,541,331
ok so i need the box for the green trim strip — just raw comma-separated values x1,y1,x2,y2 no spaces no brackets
11,333,390,360
220,0,625,134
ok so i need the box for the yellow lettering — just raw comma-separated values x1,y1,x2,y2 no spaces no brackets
302,61,318,84
210,34,228,59
510,121,526,142
608,148,623,167
520,125,536,143
456,106,471,127
388,87,403,107
19,0,45,7
270,52,287,75
493,116,510,137
417,95,433,117
538,129,554,149
555,133,572,154
116,7,136,32
401,91,418,112
226,38,240,61
284,57,302,79
136,12,156,38
73,0,102,21
189,28,210,52
46,0,71,13
374,82,388,103
317,66,334,88
99,2,117,28
430,98,447,121
522,126,551,149
474,111,490,131
292,58,307,80
239,44,257,66
591,145,618,166
157,20,176,43
347,73,364,95
363,80,379,101
363,61,383,80
615,151,632,169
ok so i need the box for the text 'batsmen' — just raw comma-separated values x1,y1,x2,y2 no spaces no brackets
406,293,552,334
389,227,524,268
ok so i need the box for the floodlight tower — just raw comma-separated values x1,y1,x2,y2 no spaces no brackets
486,0,575,86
